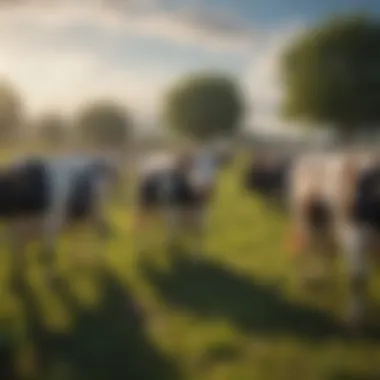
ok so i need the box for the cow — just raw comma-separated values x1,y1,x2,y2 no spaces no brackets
244,153,294,208
286,149,380,328
133,147,221,254
0,154,120,272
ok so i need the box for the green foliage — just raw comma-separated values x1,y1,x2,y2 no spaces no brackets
0,80,24,143
75,100,132,149
163,72,244,141
281,14,380,134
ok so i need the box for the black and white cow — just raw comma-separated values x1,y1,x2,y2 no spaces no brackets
287,150,380,327
134,148,221,251
0,154,119,264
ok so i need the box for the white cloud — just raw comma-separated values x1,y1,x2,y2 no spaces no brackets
0,1,313,136
0,0,258,129
0,9,187,123
0,1,256,123
0,37,179,122
0,2,256,53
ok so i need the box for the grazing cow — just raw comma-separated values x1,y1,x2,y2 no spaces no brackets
244,153,294,207
287,150,380,327
0,154,119,265
134,147,221,252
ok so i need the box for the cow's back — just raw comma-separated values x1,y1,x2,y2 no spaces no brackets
46,155,116,220
288,151,379,218
137,169,199,208
0,159,49,217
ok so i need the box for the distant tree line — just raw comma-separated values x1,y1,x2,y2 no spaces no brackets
0,72,245,151
0,12,379,152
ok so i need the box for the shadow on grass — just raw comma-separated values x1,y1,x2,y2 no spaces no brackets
0,326,16,380
14,266,180,380
140,249,344,341
330,371,380,380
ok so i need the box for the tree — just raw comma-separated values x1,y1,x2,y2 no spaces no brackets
281,14,380,140
75,100,132,149
35,112,67,147
0,80,24,143
163,71,244,141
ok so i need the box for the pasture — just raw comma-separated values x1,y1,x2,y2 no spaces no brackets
0,156,380,380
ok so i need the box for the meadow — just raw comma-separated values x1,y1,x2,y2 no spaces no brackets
0,155,380,380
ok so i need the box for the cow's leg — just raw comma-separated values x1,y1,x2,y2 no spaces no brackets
287,216,313,281
91,178,112,240
163,205,181,253
290,195,335,287
38,166,72,265
319,227,338,285
40,216,59,266
184,205,206,256
91,200,111,240
287,195,310,260
339,224,369,328
287,220,324,288
8,219,29,293
286,221,307,259
133,205,161,257
39,202,68,269
8,220,25,254
299,230,322,287
132,206,145,257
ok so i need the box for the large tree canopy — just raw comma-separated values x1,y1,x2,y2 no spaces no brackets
281,14,380,136
163,72,244,141
75,100,132,149
0,80,25,143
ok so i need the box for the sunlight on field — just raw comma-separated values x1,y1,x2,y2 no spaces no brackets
0,159,379,380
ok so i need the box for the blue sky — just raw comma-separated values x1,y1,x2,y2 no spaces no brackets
0,0,378,133
206,0,380,25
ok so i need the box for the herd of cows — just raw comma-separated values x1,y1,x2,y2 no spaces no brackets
0,145,379,330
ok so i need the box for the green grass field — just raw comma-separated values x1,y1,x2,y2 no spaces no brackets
1,158,380,380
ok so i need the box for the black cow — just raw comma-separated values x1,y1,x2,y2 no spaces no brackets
244,154,293,207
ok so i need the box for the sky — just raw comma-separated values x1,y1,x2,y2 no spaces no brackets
0,0,379,135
